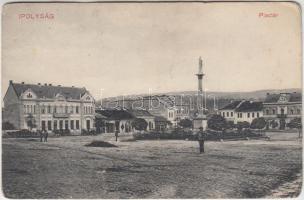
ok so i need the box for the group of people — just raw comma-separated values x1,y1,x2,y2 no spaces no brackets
39,129,48,142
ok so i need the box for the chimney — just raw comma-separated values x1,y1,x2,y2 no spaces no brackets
266,93,270,95
49,84,52,86
58,85,61,87
72,86,74,88
9,80,13,84
44,83,47,86
21,82,25,84
38,83,41,85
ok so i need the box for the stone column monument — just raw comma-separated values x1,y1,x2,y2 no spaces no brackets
193,57,208,131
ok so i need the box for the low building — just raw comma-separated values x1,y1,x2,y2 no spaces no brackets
263,92,302,129
3,81,95,133
218,100,242,123
95,109,134,133
102,95,189,127
219,100,263,124
128,109,155,131
154,116,170,131
234,101,263,124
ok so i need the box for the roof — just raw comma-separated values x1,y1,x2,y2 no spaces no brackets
95,113,108,119
235,101,263,112
264,92,302,103
154,116,169,122
219,101,242,110
95,109,134,120
128,109,154,118
11,82,88,100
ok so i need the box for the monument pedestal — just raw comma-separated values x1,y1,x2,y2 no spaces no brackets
193,115,207,132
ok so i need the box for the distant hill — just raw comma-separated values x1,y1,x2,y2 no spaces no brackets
98,88,302,104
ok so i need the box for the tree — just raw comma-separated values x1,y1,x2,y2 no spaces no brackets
131,118,148,131
288,118,302,138
207,114,227,131
2,121,15,130
178,118,192,129
250,117,267,130
250,117,267,135
236,121,250,133
269,120,279,129
227,121,235,130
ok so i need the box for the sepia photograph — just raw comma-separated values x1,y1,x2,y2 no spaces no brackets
1,1,303,199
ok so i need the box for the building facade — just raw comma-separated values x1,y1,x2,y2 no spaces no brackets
95,109,134,133
101,95,191,127
219,100,263,124
128,109,155,131
3,81,95,133
263,93,302,129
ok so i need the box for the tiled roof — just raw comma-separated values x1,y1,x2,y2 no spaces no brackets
11,82,88,100
154,116,169,122
128,109,154,117
219,101,242,110
264,93,302,103
95,109,134,120
235,101,263,112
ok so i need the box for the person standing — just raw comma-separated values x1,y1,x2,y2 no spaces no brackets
115,130,118,142
198,127,205,153
43,129,48,142
39,130,43,142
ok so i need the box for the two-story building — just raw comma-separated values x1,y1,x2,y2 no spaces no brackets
3,81,95,134
263,92,302,129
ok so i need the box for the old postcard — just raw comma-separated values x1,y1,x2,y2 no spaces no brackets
1,1,302,199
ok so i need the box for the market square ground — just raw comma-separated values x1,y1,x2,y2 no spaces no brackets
2,132,302,198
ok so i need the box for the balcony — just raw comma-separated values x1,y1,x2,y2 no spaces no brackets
277,114,287,118
53,113,70,118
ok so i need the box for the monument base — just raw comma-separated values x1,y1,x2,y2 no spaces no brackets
193,116,208,132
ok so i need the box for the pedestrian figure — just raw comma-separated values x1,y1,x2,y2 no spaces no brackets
115,130,118,142
198,127,205,153
43,129,48,142
39,130,43,142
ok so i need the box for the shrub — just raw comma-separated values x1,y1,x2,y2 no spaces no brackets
4,129,38,138
178,118,193,129
2,121,15,130
250,117,267,130
207,114,227,131
236,121,250,133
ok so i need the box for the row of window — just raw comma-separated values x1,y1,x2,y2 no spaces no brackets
84,106,94,114
221,112,234,118
221,111,261,119
41,120,81,130
264,108,301,115
237,112,260,118
24,104,94,114
176,109,189,115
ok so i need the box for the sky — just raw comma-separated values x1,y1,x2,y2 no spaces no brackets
1,2,302,99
